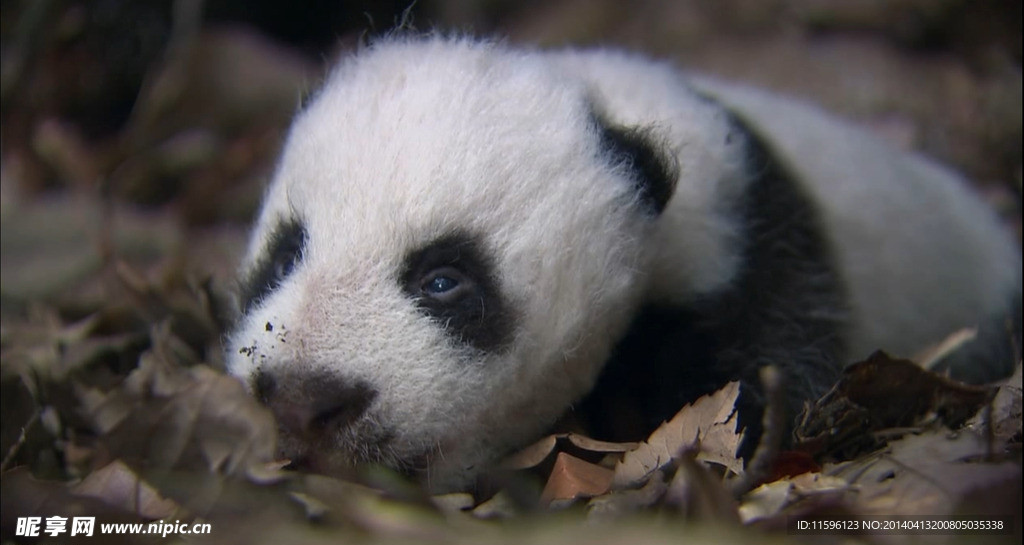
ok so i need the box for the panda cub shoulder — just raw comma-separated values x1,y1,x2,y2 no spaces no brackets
225,36,1022,492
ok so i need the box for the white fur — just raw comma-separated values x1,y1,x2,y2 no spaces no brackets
550,50,1022,360
682,75,1021,360
226,36,1021,491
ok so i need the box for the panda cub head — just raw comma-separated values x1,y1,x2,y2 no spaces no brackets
224,37,743,491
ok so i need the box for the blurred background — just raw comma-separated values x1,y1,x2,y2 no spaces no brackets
1,0,1021,320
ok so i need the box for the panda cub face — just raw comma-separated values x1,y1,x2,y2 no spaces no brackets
224,39,680,491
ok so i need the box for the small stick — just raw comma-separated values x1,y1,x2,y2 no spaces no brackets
731,365,784,497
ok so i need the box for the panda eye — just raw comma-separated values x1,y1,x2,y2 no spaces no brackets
425,274,458,294
274,248,300,280
269,230,304,283
420,267,471,301
240,220,307,314
400,232,513,352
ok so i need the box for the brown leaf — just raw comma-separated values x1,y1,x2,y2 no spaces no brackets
431,492,475,514
613,381,743,488
501,432,638,470
965,362,1022,449
71,460,179,519
500,434,559,470
77,348,276,479
0,371,40,471
768,450,820,481
737,480,790,524
827,429,1021,517
566,433,638,453
737,472,849,524
665,451,741,523
471,490,519,519
586,471,668,520
0,468,156,545
540,452,614,505
0,195,181,304
795,351,995,460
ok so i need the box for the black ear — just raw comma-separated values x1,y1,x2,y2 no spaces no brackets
594,114,677,216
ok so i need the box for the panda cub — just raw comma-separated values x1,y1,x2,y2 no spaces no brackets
225,36,1022,492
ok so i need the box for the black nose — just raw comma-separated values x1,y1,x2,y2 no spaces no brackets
254,370,377,437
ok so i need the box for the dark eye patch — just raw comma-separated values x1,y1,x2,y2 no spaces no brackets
400,232,514,352
240,219,307,314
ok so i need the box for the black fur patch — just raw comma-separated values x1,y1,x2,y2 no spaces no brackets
400,232,514,352
594,114,677,216
578,109,849,455
240,219,307,314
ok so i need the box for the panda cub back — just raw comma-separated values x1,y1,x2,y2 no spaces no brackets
225,36,1022,492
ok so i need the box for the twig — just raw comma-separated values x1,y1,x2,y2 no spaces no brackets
1,410,40,472
730,365,784,497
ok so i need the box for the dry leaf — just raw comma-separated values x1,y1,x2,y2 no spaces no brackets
738,481,790,523
471,490,519,519
288,491,330,520
565,433,638,453
0,468,152,545
586,471,668,520
540,452,614,504
613,381,743,488
77,349,276,478
736,472,849,524
787,472,849,497
501,432,637,471
965,362,1022,448
431,493,475,514
71,460,179,519
767,450,820,481
827,429,1021,517
500,434,559,470
795,351,995,460
664,451,740,522
0,196,180,303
